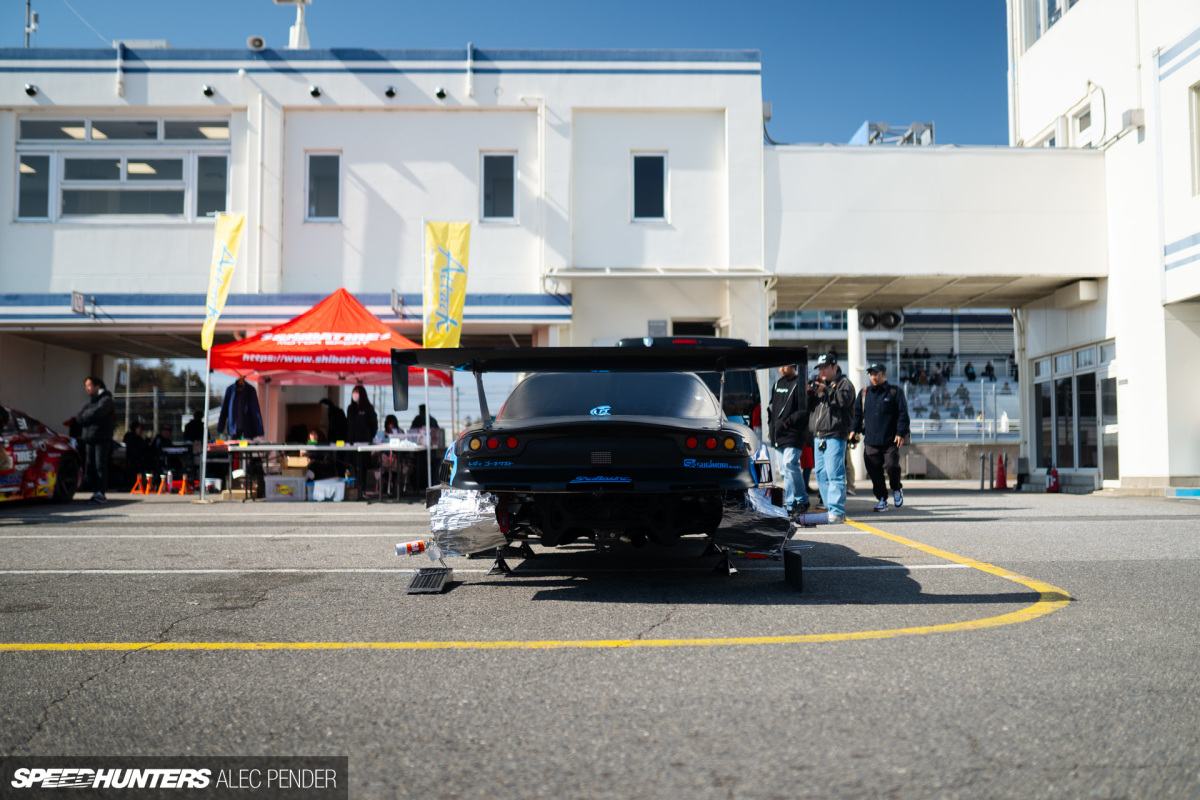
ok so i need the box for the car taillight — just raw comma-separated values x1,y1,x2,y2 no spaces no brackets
723,437,736,450
705,437,717,450
468,438,482,451
506,436,519,449
685,436,698,449
751,404,762,436
487,437,500,450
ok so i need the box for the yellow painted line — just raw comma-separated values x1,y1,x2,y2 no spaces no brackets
0,519,1071,652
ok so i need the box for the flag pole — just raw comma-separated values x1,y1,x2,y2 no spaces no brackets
199,348,212,502
421,217,432,487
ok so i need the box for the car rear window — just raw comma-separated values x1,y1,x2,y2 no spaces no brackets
499,372,719,420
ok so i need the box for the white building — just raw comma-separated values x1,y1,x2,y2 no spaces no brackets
0,46,767,438
1006,0,1200,490
1,0,1197,490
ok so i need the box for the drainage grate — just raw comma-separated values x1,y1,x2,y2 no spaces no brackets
407,566,453,594
591,451,612,464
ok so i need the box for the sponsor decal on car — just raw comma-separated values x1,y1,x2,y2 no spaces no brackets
569,476,631,483
475,460,513,467
589,405,611,416
683,458,736,469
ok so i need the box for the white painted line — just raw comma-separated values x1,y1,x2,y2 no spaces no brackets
0,564,971,575
0,534,408,539
0,512,428,520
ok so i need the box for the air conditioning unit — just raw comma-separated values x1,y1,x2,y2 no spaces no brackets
1121,108,1145,133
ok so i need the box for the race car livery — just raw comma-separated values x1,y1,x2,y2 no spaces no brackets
0,405,81,503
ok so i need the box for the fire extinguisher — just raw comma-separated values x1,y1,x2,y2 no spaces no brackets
1046,464,1060,493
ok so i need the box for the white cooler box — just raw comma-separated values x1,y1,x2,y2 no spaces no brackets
265,475,305,501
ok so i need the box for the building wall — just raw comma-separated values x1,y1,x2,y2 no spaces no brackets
766,145,1108,279
0,333,94,429
1010,0,1200,484
281,109,541,295
571,110,728,269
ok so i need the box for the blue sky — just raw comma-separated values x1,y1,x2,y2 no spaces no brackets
10,0,1010,145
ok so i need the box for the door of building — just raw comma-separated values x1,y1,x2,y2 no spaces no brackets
1097,366,1119,485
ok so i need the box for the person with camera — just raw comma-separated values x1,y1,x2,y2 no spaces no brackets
767,363,810,516
852,363,910,512
807,353,856,524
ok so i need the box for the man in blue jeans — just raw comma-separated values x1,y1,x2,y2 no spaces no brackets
767,362,809,516
806,353,856,524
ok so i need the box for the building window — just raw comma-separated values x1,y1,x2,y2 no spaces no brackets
19,119,86,140
306,153,340,221
1055,377,1075,469
17,155,51,219
481,153,516,221
1024,0,1086,49
196,155,229,217
1034,343,1106,472
165,120,229,141
59,155,186,217
16,115,230,222
1076,107,1091,133
1099,341,1116,364
90,119,158,141
1076,372,1098,469
632,152,667,221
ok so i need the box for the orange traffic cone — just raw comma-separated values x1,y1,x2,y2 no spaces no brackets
995,453,1008,490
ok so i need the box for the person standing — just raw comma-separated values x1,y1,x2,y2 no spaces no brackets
346,385,378,444
767,363,809,516
64,376,114,504
807,353,855,524
852,363,910,512
410,404,440,430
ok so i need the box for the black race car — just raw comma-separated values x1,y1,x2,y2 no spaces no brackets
391,346,811,558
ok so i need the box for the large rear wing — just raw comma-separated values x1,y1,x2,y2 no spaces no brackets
391,346,809,424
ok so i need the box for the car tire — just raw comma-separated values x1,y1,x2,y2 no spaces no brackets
52,454,80,503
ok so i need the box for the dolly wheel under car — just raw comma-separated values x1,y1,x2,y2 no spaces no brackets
52,455,80,503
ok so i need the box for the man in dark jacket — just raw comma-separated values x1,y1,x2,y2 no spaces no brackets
767,363,808,515
64,375,114,504
852,363,910,512
807,353,855,523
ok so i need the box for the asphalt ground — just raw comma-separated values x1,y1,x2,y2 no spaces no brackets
1,484,1199,799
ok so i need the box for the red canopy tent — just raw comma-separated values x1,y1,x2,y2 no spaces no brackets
210,288,450,387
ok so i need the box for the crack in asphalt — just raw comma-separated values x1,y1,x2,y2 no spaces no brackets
3,579,289,757
634,593,677,640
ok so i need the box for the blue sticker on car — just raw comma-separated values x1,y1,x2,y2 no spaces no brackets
569,476,631,483
475,460,513,467
683,459,736,469
590,405,611,416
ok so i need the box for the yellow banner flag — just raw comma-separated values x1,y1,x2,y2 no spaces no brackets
201,213,245,351
423,222,471,349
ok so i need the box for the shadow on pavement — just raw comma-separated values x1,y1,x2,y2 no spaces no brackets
465,539,1063,607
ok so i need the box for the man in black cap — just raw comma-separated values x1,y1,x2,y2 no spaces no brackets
852,362,910,512
807,352,855,523
767,362,809,516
